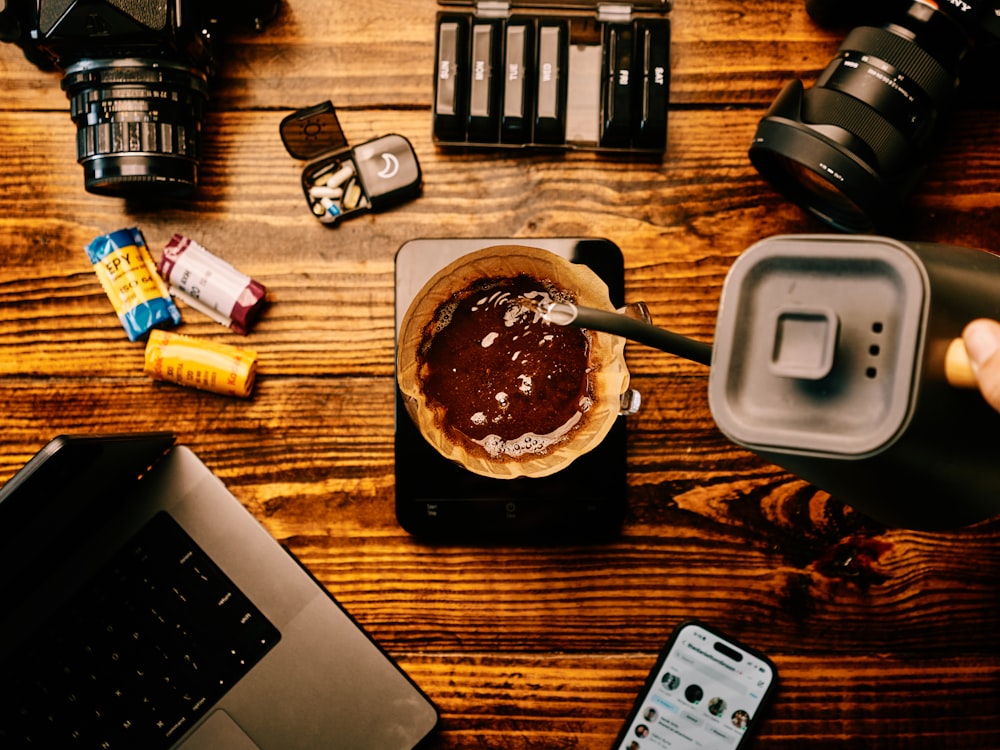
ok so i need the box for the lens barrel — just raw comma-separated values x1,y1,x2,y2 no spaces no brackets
750,12,966,231
62,59,209,197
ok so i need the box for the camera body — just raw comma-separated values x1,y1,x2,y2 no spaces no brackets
749,0,1000,232
0,0,280,197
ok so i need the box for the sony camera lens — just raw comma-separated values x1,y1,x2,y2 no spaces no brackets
749,1,974,232
62,59,210,197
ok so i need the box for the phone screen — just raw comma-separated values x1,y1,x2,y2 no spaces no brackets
612,621,777,750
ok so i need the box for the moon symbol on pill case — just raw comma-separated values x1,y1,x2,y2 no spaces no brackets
355,135,421,201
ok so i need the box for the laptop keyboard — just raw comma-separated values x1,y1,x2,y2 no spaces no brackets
1,512,281,748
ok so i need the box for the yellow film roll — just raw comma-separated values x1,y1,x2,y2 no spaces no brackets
144,330,258,398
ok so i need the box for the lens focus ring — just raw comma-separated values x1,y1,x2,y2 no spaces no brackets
840,26,955,104
76,121,197,159
803,87,907,168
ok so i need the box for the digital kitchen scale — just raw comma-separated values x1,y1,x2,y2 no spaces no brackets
394,237,629,540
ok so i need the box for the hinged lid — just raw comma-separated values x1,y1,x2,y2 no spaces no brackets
279,101,350,161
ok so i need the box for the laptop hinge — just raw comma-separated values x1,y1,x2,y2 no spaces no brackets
475,0,511,18
596,3,633,22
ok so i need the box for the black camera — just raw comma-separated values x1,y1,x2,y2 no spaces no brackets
0,0,280,197
749,0,1000,232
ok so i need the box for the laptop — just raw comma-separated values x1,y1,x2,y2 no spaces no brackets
0,433,439,749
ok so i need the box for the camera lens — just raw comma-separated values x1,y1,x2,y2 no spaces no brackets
749,3,970,231
61,59,209,197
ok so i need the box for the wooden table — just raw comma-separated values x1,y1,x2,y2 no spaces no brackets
2,1,999,747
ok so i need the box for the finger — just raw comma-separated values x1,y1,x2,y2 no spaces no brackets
962,319,1000,412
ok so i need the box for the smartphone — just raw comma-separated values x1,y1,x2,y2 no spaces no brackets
610,620,777,750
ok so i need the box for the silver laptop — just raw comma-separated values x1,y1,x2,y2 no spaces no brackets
0,433,438,749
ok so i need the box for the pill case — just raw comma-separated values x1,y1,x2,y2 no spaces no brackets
433,0,671,154
280,101,422,225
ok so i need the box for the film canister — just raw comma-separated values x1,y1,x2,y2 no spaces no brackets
85,227,182,341
158,234,267,334
144,329,258,398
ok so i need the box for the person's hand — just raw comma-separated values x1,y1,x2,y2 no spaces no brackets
962,318,1000,413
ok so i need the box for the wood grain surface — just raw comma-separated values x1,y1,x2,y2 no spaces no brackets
2,0,999,747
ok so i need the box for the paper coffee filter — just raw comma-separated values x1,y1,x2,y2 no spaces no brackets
397,245,630,479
